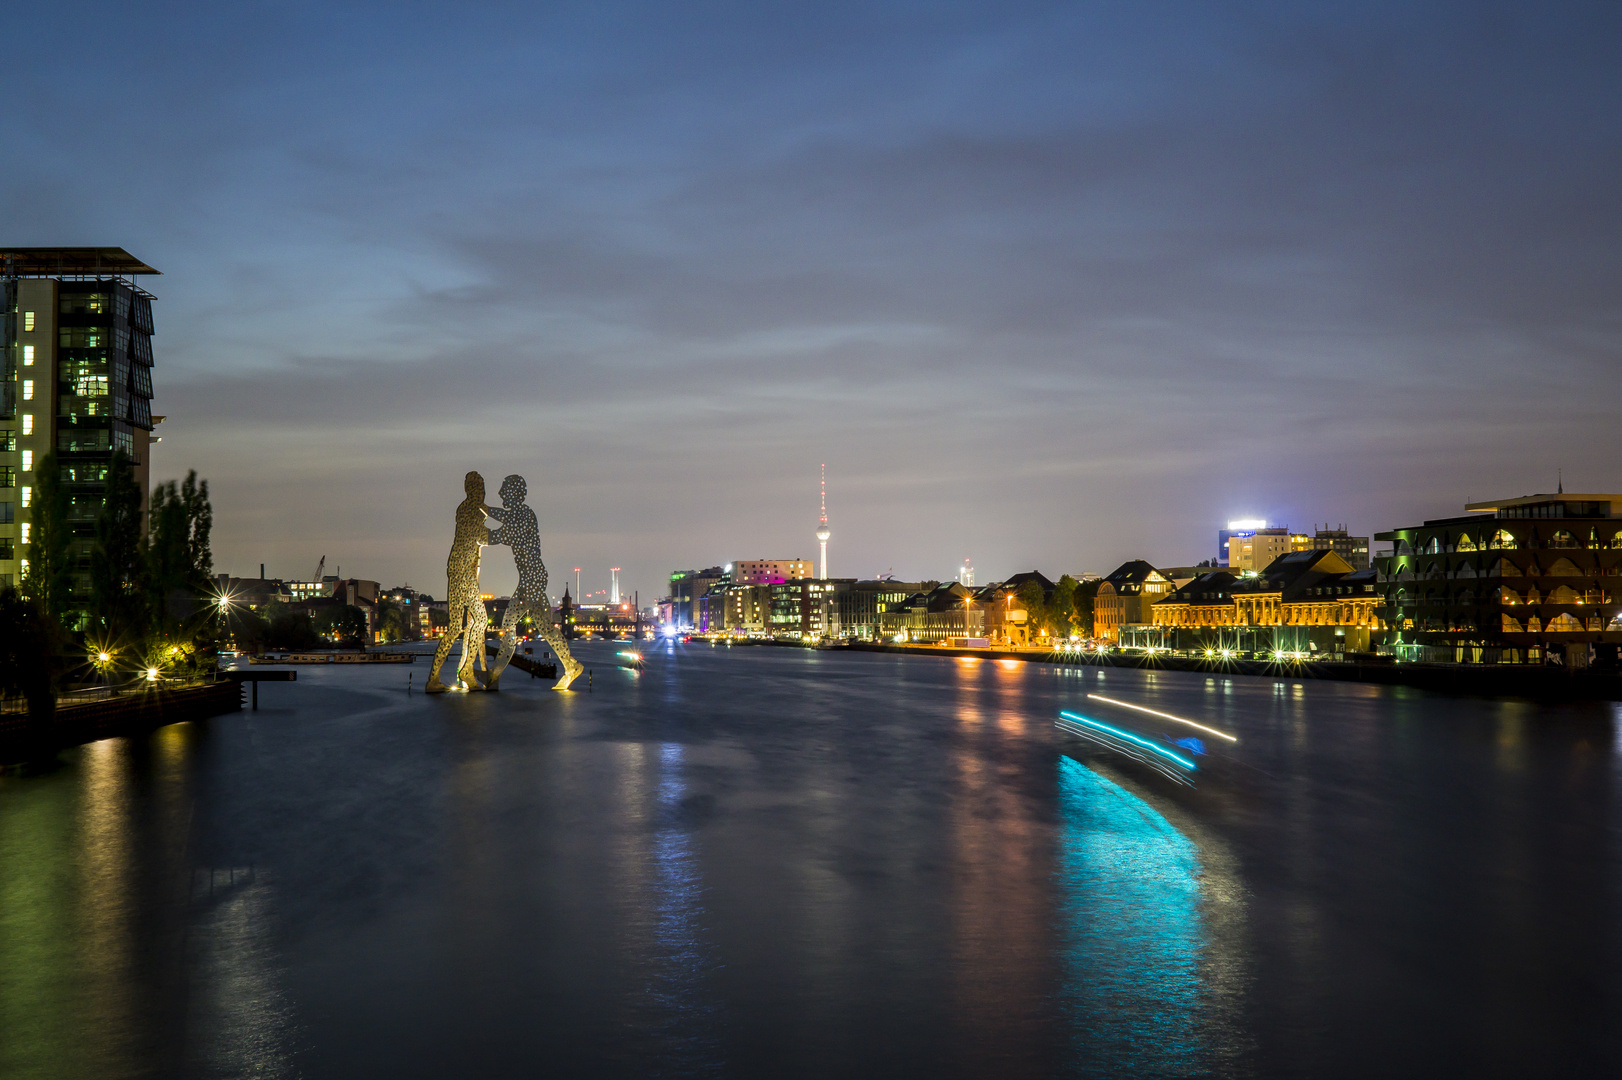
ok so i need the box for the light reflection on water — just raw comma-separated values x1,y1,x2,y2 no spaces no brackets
1055,756,1249,1078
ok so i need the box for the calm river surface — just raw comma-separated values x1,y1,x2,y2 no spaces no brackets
2,642,1620,1078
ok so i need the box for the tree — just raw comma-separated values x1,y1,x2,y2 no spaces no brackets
1050,575,1079,639
1016,580,1047,641
1071,579,1104,637
20,451,73,625
376,598,406,643
90,451,147,645
0,587,66,731
147,470,214,631
316,604,369,646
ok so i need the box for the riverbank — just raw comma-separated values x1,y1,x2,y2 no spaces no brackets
0,680,243,765
835,640,1622,700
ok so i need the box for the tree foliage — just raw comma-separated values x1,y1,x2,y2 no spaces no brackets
376,598,406,643
1050,575,1079,638
317,604,369,646
1070,579,1104,637
0,587,65,727
89,451,148,644
20,451,73,625
147,469,214,636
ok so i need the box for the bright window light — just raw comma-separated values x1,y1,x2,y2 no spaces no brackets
22,345,34,365
21,450,32,471
20,415,31,435
23,311,35,332
21,380,33,400
20,487,30,508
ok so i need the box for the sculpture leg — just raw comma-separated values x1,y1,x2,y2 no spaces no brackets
485,602,524,691
538,613,584,691
459,602,489,689
426,601,462,692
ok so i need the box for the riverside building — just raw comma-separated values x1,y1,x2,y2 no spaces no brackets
1290,527,1371,570
1146,551,1382,658
1,248,159,599
1375,492,1622,667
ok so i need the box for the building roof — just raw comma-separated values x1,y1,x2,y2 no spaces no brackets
1157,571,1239,607
1464,493,1622,511
1099,560,1166,595
1231,549,1355,598
0,247,160,275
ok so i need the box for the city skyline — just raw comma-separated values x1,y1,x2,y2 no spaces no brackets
4,3,1619,599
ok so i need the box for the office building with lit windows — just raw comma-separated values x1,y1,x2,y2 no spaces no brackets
1289,527,1371,570
1,249,159,596
1375,493,1622,666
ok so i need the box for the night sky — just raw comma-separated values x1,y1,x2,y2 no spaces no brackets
7,2,1620,599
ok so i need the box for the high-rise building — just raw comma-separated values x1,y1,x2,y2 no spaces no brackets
1217,519,1267,565
2,248,159,597
1226,527,1292,574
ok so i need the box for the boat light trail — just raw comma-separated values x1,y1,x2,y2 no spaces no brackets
1086,695,1238,743
1058,712,1197,771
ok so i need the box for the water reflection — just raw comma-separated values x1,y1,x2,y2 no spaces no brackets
1054,756,1248,1077
610,740,724,1072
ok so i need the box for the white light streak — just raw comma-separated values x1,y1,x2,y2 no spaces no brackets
1086,694,1238,743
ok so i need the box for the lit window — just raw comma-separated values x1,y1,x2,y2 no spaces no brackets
21,450,32,471
19,524,29,544
22,380,33,400
20,487,30,507
23,312,35,332
23,345,34,366
21,415,31,436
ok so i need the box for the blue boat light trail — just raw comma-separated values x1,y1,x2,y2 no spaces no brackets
1057,710,1200,788
1086,695,1238,743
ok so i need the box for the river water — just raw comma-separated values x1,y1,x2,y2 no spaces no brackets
1,642,1619,1078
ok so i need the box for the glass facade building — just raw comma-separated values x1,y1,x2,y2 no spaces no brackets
1,249,159,602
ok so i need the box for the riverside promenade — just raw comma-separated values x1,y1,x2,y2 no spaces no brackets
770,638,1622,701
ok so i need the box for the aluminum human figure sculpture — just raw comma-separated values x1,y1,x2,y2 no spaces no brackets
426,471,492,692
483,474,584,691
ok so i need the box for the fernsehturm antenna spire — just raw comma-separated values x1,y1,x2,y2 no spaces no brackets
815,464,831,580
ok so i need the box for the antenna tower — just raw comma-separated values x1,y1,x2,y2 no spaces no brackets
815,464,831,580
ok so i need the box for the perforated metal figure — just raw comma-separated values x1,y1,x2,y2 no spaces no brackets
483,474,584,691
426,471,492,692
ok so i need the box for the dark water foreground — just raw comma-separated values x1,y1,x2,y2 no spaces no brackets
2,642,1619,1078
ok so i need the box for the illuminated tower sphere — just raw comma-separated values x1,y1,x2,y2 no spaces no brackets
816,464,831,579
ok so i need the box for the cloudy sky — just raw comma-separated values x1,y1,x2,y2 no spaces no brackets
7,1,1620,599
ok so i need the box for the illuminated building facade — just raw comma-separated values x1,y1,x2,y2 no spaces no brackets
877,581,983,643
1093,562,1174,643
667,566,726,629
769,578,843,637
826,579,921,640
1225,527,1291,574
1,248,158,599
732,559,812,585
979,571,1056,645
1149,550,1382,656
1375,493,1622,666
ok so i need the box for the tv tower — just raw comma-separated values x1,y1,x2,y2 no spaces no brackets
816,464,831,579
